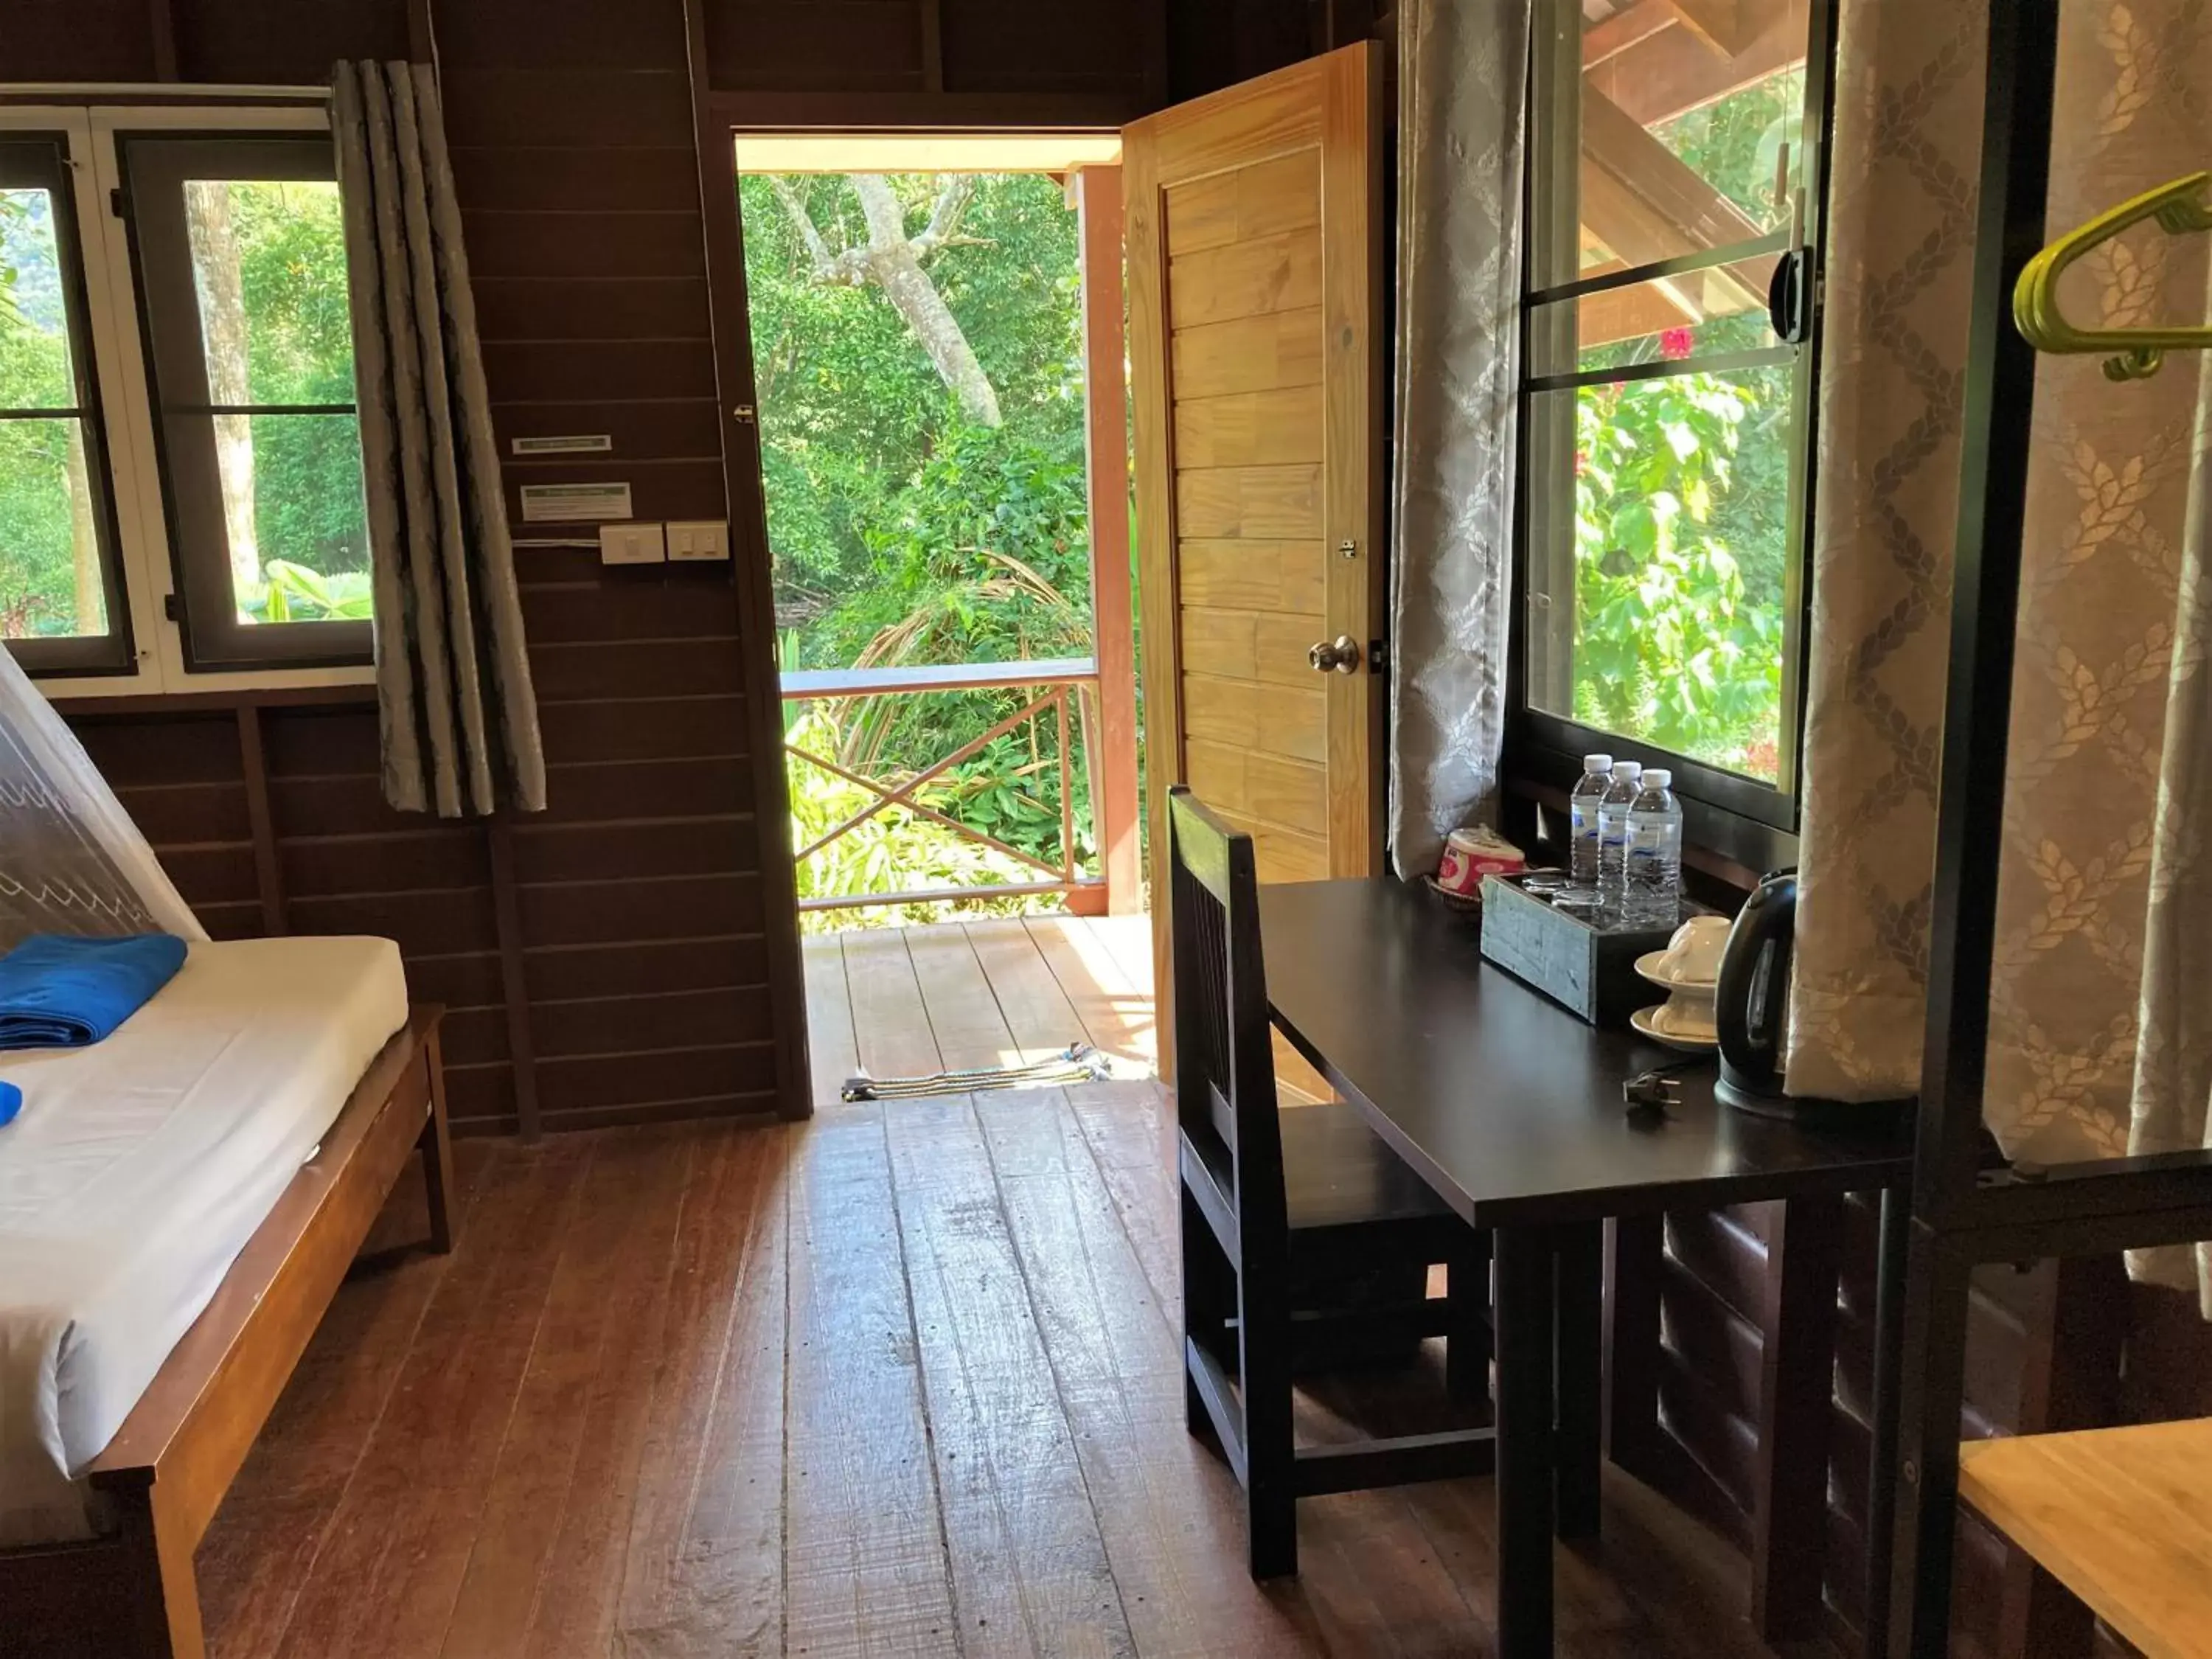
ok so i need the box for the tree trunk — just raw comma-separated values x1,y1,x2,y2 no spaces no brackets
850,175,1003,428
185,181,260,608
63,420,102,633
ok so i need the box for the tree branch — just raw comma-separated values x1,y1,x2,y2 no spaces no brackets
848,174,1003,426
909,175,981,261
769,177,870,286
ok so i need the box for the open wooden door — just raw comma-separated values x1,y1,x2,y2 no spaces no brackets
1125,43,1385,1072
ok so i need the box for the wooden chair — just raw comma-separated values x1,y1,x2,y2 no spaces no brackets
1169,787,1495,1579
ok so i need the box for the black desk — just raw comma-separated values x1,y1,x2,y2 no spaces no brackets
1259,878,1911,1655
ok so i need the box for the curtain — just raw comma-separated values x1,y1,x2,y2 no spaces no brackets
2129,352,2212,1309
332,60,546,818
1787,1,2212,1301
1387,0,1530,877
1783,0,1986,1102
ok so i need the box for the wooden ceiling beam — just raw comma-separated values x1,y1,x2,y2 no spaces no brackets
1574,266,1700,350
1578,85,1772,309
1585,0,1806,128
1664,0,1755,58
1582,0,1680,69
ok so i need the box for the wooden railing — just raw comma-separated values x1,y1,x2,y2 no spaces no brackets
780,657,1131,916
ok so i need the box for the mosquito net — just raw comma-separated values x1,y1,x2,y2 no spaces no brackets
0,647,204,950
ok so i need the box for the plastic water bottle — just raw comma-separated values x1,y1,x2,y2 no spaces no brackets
1568,753,1613,890
1596,759,1643,921
1622,768,1683,928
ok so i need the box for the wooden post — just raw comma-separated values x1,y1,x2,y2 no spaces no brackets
1077,167,1144,917
234,704,288,939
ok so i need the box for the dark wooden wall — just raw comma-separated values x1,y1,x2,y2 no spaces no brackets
16,0,1342,1140
47,6,2208,1652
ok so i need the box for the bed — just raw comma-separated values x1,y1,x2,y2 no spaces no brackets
0,936,453,1659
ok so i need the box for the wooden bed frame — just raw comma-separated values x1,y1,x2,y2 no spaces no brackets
0,1006,454,1659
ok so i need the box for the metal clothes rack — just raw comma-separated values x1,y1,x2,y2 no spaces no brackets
1868,3,2212,1654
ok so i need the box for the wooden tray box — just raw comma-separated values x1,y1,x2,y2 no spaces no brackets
1477,872,1674,1027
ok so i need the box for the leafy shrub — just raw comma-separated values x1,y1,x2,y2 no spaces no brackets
785,707,1048,933
245,558,373,622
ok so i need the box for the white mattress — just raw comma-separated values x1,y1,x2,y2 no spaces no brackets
0,935,407,1544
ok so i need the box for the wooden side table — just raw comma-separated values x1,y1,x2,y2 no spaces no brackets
1958,1417,2212,1659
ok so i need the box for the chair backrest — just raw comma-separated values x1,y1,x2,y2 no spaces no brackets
1167,787,1287,1248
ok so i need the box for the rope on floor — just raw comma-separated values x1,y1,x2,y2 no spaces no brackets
841,1042,1110,1102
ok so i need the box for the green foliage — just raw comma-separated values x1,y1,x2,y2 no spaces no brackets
0,187,95,640
784,706,1048,933
745,172,1100,897
1562,68,1808,782
1570,372,1784,776
218,181,368,588
0,177,364,641
249,558,374,622
742,173,1085,611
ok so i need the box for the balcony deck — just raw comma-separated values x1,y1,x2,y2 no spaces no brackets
801,914,1157,1108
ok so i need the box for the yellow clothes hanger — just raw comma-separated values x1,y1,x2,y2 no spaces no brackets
2013,171,2212,382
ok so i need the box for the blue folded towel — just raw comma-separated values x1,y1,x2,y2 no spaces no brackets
0,933,189,1049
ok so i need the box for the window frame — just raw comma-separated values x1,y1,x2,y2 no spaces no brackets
0,119,139,677
1503,0,1842,874
0,100,375,700
116,128,371,672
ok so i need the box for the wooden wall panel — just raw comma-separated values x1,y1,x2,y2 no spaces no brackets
703,1,928,92
4,0,163,80
173,0,411,81
32,0,1324,1144
939,0,1148,93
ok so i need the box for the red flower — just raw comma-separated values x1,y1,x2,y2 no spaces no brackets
1659,326,1694,361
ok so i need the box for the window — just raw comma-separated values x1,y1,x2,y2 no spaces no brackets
1514,1,1837,842
0,136,132,675
121,136,369,669
0,106,372,696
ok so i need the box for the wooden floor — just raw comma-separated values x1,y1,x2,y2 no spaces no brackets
196,1085,1835,1659
802,914,1160,1106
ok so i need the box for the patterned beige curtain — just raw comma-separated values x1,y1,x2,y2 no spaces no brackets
1387,0,1531,875
333,61,546,818
1786,0,2212,1300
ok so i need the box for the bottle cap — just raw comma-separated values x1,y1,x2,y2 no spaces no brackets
1642,768,1672,788
1612,759,1643,779
1582,753,1613,772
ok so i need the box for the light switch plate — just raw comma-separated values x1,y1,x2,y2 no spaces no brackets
599,521,666,565
666,519,731,562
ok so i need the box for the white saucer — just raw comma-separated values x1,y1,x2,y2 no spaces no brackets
1631,1003,1718,1052
1635,950,1718,991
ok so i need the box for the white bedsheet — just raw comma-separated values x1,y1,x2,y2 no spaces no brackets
0,935,406,1544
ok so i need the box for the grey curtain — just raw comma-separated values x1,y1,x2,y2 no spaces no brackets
1784,1,2212,1307
1387,0,1531,877
1783,1,1986,1102
333,60,546,818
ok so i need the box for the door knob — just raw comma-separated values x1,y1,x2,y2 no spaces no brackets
1308,635,1362,675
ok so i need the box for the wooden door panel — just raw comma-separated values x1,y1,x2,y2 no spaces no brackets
1180,672,1326,765
1178,608,1320,687
1169,310,1324,397
1129,43,1382,1077
1175,538,1325,612
1166,231,1324,326
1172,388,1325,467
1183,739,1328,838
1163,150,1321,254
1173,464,1322,539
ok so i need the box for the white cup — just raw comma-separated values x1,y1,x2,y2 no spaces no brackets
1656,915,1730,986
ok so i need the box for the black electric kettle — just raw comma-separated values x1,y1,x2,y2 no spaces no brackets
1714,868,1796,1116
